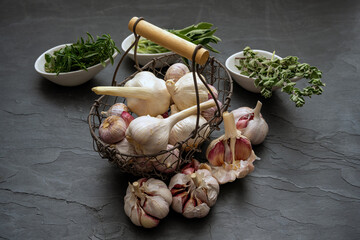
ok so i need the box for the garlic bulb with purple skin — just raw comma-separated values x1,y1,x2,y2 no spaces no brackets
101,103,134,127
99,115,127,144
124,178,172,228
168,168,219,218
232,101,269,145
206,111,257,184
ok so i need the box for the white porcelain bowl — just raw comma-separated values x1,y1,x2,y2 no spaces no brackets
34,44,118,87
225,49,301,93
121,34,178,67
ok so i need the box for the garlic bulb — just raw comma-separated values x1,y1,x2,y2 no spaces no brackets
92,71,171,117
114,138,136,160
164,63,190,82
126,99,215,155
169,115,210,151
207,84,218,100
124,178,172,228
99,115,127,144
232,101,269,145
166,72,209,111
101,103,129,116
206,111,257,184
153,144,180,173
169,168,220,218
201,99,222,122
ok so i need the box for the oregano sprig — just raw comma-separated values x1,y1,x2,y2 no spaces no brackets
235,46,325,107
45,33,120,75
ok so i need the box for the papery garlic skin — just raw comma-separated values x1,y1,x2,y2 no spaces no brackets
99,116,127,144
169,168,220,218
153,144,180,173
166,72,209,111
92,71,171,117
233,101,269,145
169,115,210,151
164,63,190,82
126,100,216,155
124,178,172,228
201,100,222,122
125,71,171,117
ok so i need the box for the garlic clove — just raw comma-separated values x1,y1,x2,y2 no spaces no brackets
183,197,210,219
206,141,225,166
234,137,252,160
143,195,170,219
233,101,269,145
139,207,159,228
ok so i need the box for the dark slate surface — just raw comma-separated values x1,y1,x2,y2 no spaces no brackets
1,0,359,239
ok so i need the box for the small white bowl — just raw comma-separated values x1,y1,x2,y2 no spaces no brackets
225,49,301,93
35,44,118,87
121,34,178,67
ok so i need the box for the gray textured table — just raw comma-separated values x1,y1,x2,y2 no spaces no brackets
1,0,359,239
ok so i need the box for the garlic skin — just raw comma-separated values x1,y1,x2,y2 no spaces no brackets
153,144,180,173
102,103,129,116
169,168,220,218
169,115,210,151
201,99,222,122
233,101,269,145
92,71,171,117
114,138,136,163
124,178,172,228
99,116,127,144
166,72,209,111
164,63,190,82
206,111,257,184
126,99,215,155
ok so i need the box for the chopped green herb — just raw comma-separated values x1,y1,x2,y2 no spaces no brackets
235,46,325,107
136,22,221,54
45,33,120,75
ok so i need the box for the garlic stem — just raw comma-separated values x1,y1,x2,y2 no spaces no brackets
92,86,155,101
223,112,237,164
165,99,216,128
191,173,202,187
253,101,262,119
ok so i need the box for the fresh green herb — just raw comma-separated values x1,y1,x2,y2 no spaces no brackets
235,46,325,107
45,33,120,75
136,22,221,54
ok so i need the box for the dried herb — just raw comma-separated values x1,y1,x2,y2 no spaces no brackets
136,22,221,54
236,46,325,107
45,33,120,75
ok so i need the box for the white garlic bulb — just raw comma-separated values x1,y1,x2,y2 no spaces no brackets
92,71,171,117
126,99,216,155
169,115,210,151
232,101,269,145
169,168,220,218
124,178,172,228
166,72,209,111
164,63,190,82
153,144,180,173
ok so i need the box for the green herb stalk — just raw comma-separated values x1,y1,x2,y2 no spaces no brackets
45,33,120,75
236,46,325,107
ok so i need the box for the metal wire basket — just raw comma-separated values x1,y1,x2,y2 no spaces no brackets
88,17,233,179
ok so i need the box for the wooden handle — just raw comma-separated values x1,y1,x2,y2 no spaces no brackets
128,17,209,65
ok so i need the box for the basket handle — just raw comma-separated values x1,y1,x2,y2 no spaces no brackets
128,17,210,65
